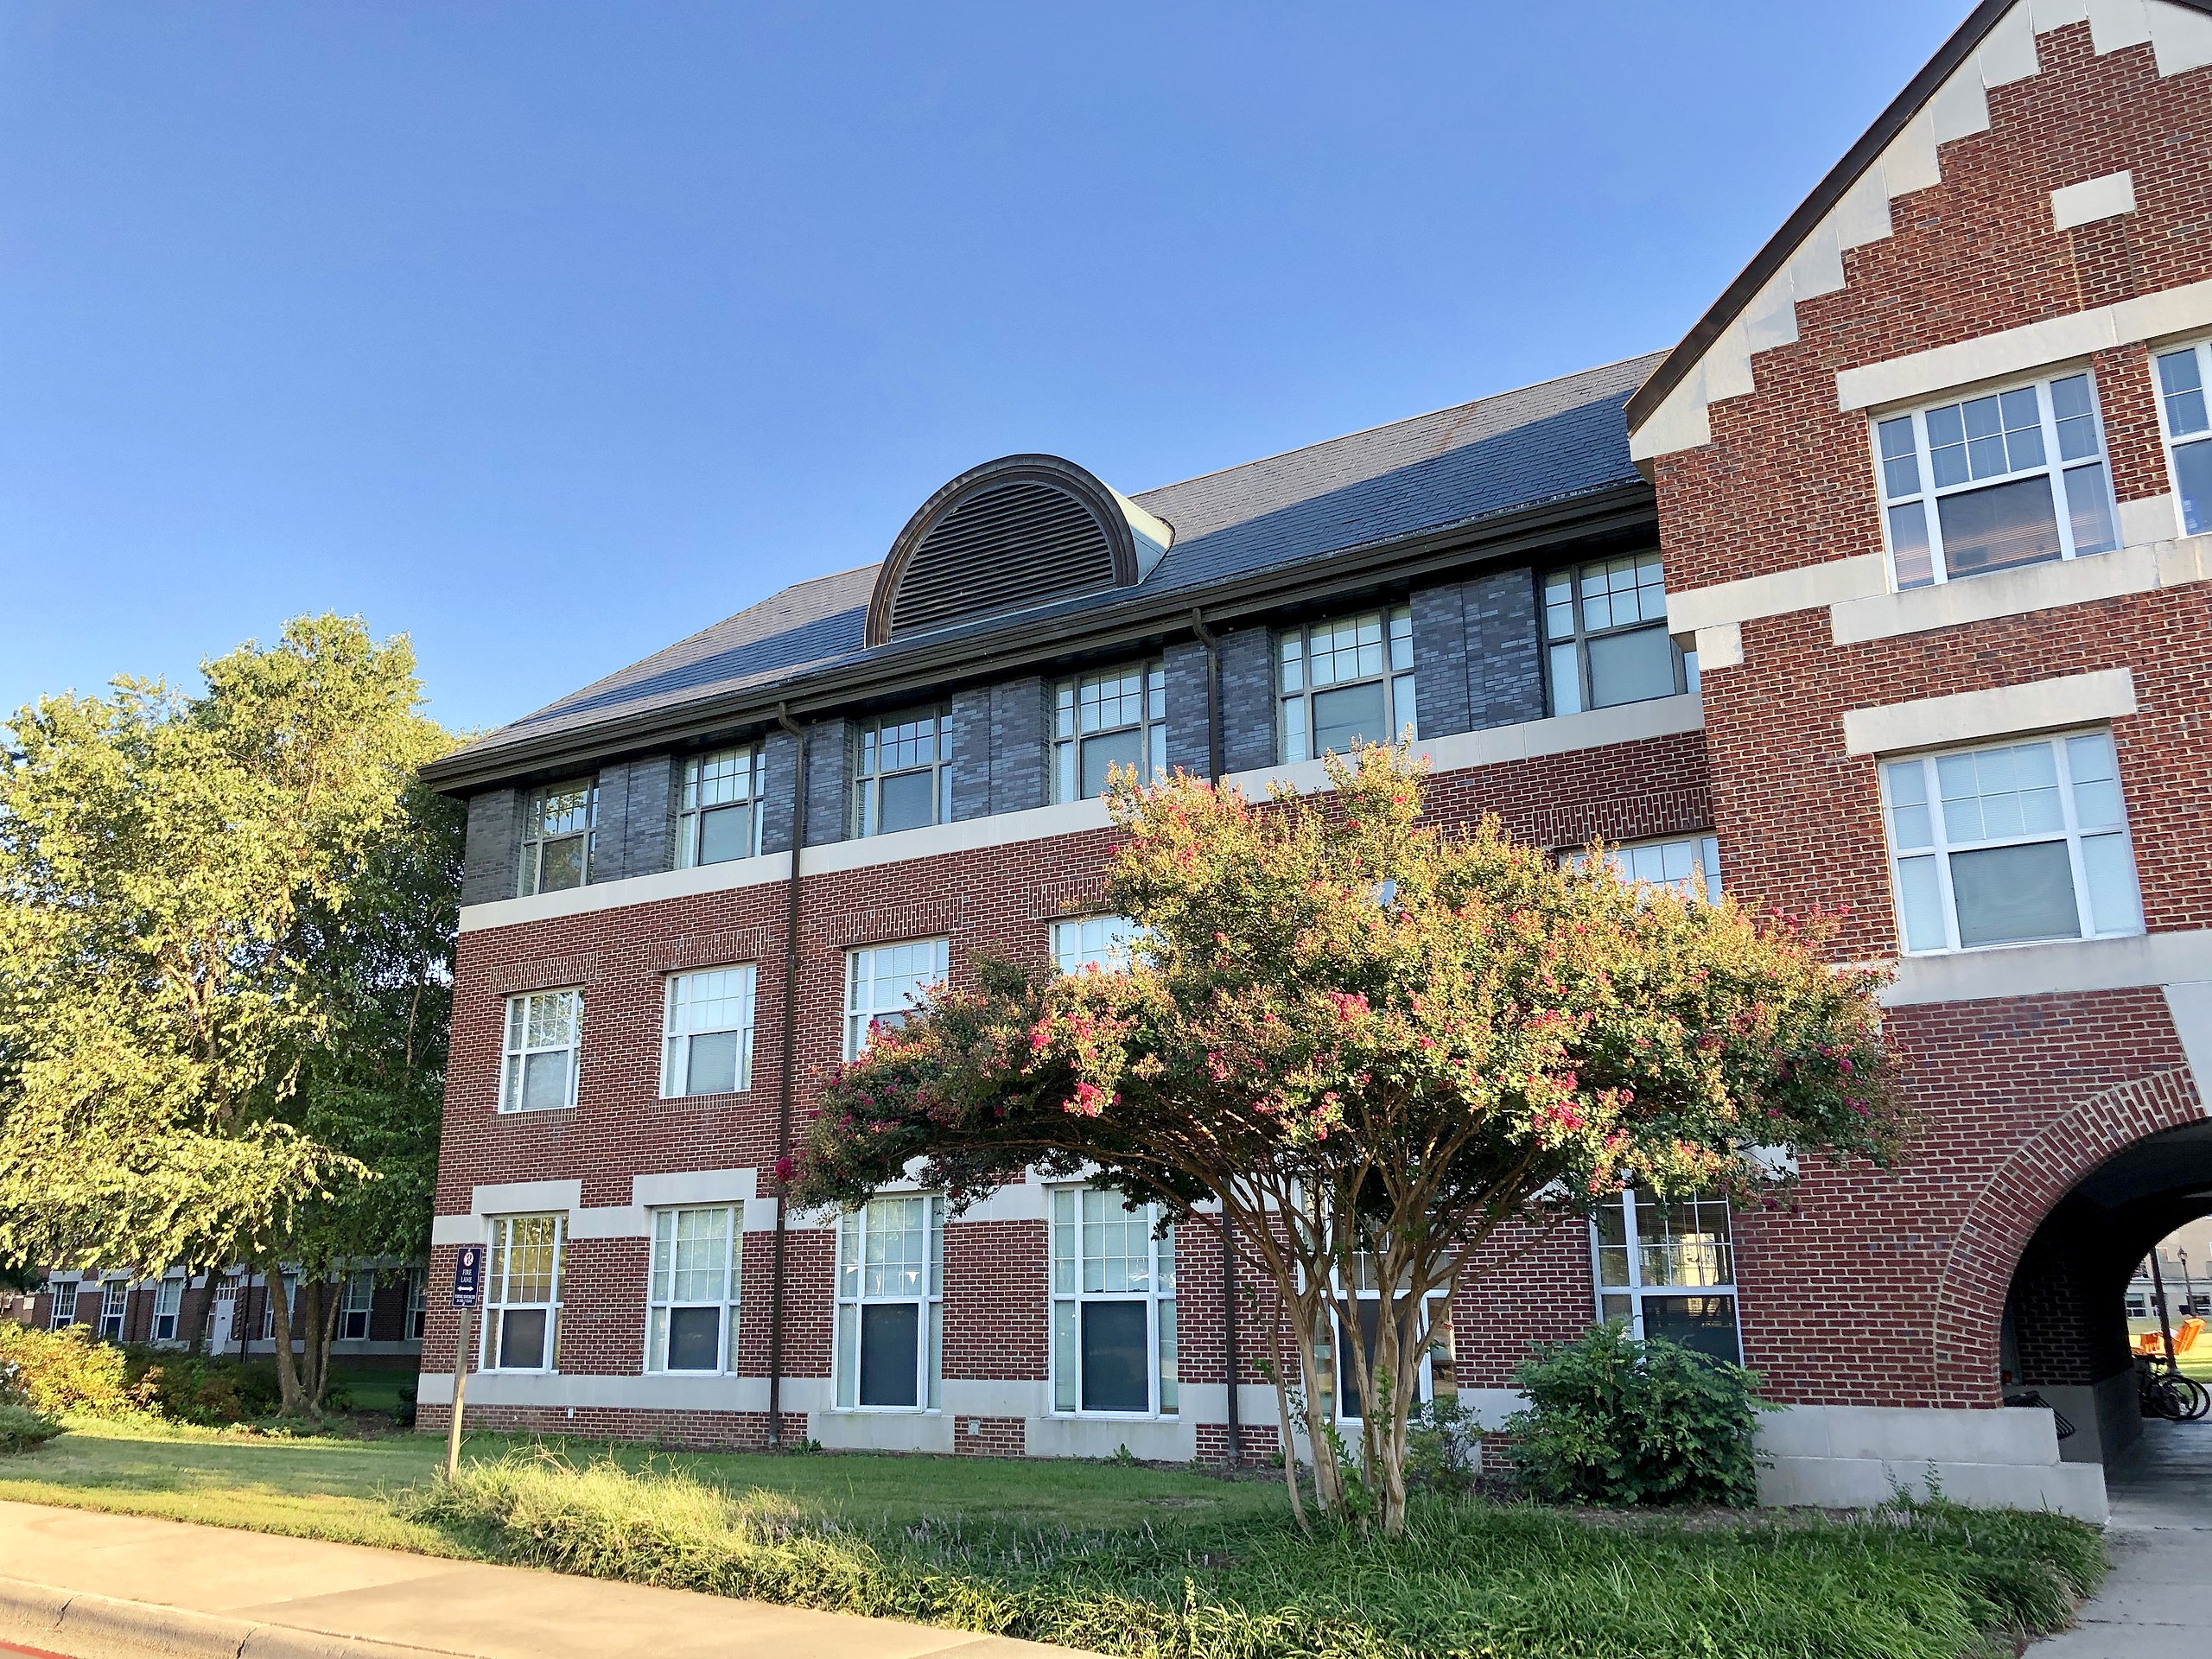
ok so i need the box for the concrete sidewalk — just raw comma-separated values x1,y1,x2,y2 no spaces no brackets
2028,1418,2212,1658
0,1500,1080,1659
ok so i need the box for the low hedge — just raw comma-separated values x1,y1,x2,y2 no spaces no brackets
0,1400,63,1454
401,1448,2104,1659
0,1322,135,1416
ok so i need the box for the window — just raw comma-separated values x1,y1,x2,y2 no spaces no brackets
1881,730,2142,954
2126,1294,2151,1319
1050,915,1141,975
1315,1255,1453,1422
339,1269,377,1340
262,1272,299,1341
1576,833,1722,901
2153,340,2212,537
48,1281,78,1329
661,966,756,1097
1593,1188,1742,1364
99,1280,129,1339
677,747,764,867
1874,372,2118,589
484,1214,565,1372
151,1276,184,1343
833,1195,944,1410
852,707,951,836
406,1268,427,1341
645,1206,741,1373
1051,1190,1178,1416
1053,662,1166,802
1278,607,1417,764
1544,554,1694,715
500,989,582,1112
518,779,596,895
843,938,950,1060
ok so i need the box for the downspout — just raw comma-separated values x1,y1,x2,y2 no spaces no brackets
767,703,810,1447
1190,611,1242,1465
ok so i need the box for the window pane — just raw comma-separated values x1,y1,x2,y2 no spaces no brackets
1079,1300,1149,1413
1878,417,1920,499
2158,348,2208,435
858,1302,920,1408
1586,626,1675,709
537,836,586,893
1888,500,1934,588
499,1308,548,1370
665,1306,721,1370
684,1030,741,1096
1640,1294,1741,1363
1897,855,1948,951
1542,572,1573,639
2066,732,2122,827
1935,475,2063,577
877,770,936,834
522,1049,572,1111
2062,463,2117,556
2080,832,2143,935
697,803,753,865
1949,841,2080,946
1548,642,1583,715
1080,727,1144,797
1311,681,1387,754
2177,438,2212,537
2051,374,2100,461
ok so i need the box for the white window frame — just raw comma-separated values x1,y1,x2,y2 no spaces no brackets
1573,833,1722,902
150,1274,185,1344
644,1205,741,1375
851,705,952,837
1049,915,1141,975
1277,605,1417,765
482,1213,566,1374
1543,553,1694,716
48,1281,79,1329
339,1268,377,1341
843,938,950,1060
98,1279,129,1340
832,1194,944,1413
1872,369,2118,590
1879,728,2143,957
518,778,597,896
1592,1187,1743,1364
660,965,757,1098
2151,338,2212,538
1052,661,1167,803
500,988,583,1113
677,747,765,868
1050,1188,1179,1418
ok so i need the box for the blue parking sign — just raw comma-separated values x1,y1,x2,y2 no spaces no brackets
452,1244,484,1308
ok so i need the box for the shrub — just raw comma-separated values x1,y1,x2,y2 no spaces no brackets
124,1353,284,1424
1403,1394,1481,1496
0,1322,136,1416
0,1400,62,1454
1506,1321,1770,1506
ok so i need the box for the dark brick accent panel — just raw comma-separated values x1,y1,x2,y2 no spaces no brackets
1217,625,1275,773
461,789,519,906
803,716,851,847
1162,638,1212,777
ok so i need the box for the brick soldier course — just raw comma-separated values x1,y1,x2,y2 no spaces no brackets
417,1,2212,1521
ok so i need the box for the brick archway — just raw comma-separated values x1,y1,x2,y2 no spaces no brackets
1927,1065,2202,1406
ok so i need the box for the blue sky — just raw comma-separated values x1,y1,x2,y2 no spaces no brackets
0,2,1963,735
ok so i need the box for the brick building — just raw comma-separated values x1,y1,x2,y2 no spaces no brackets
418,0,2212,1520
10,1265,426,1369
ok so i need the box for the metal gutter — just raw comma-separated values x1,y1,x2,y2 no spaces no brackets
423,481,1656,793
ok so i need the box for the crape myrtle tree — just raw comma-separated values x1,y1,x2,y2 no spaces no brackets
792,746,1904,1535
0,615,457,1414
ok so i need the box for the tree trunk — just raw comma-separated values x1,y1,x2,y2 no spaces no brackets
312,1278,343,1411
1262,1303,1309,1533
260,1257,310,1417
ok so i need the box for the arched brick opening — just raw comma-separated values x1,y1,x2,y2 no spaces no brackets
1927,1066,2202,1410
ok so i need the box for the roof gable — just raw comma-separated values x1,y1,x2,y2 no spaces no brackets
1626,0,2212,461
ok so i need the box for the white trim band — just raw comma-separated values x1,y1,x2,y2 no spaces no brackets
1840,667,2136,757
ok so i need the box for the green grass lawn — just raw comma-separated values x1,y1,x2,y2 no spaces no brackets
0,1416,2104,1659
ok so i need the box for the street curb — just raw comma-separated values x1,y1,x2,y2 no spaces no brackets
0,1576,470,1659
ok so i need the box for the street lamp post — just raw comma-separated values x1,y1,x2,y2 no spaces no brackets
2181,1247,2196,1322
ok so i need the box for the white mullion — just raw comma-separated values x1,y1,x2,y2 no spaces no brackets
1620,1188,1646,1341
1921,757,1967,953
2039,385,2079,562
1914,412,1951,584
2053,736,2098,939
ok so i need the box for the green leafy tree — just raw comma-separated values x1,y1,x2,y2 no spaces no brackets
0,614,456,1414
792,746,1904,1535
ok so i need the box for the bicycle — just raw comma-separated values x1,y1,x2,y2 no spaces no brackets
2135,1353,2211,1422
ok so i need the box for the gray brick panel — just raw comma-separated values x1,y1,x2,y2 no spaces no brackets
1410,581,1472,741
1468,567,1545,728
804,716,852,847
989,677,1046,813
617,756,673,878
460,789,519,907
759,729,801,855
1162,639,1212,779
949,689,995,823
1217,626,1277,774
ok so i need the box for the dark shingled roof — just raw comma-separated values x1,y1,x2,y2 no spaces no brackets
441,350,1662,775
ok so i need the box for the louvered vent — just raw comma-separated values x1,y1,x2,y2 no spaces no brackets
868,455,1173,647
887,481,1116,638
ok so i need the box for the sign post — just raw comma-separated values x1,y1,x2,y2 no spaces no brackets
445,1244,484,1481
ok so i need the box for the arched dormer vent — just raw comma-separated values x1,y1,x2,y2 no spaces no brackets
866,454,1173,647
